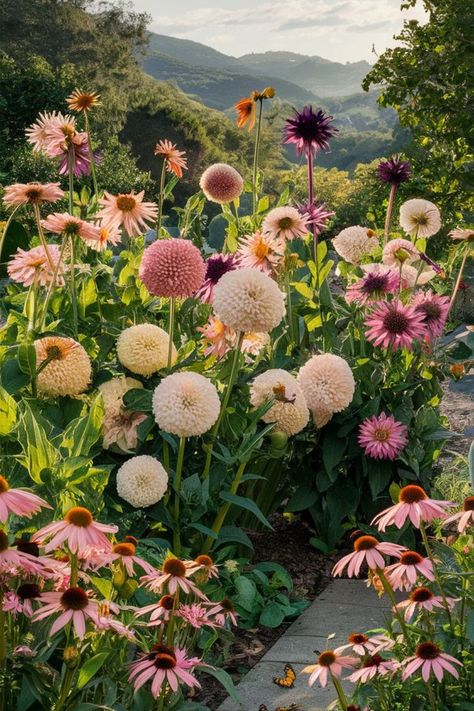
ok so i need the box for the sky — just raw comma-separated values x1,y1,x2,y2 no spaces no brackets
130,0,427,63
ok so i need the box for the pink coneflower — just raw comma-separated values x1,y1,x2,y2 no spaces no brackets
3,182,64,208
155,140,188,178
385,550,434,591
42,213,100,242
372,484,454,531
6,583,42,617
198,316,230,359
236,231,285,274
100,541,155,576
303,649,358,688
194,254,236,304
129,645,201,698
8,245,65,288
298,201,334,235
32,506,117,554
346,266,399,306
365,300,426,350
25,111,75,152
97,191,158,237
139,238,205,298
206,598,238,627
32,587,105,638
396,586,456,621
348,654,398,683
412,290,450,340
0,476,50,522
0,531,45,575
382,238,419,267
262,206,309,241
141,558,203,597
50,131,95,178
401,641,462,682
134,594,175,627
332,535,406,578
336,633,394,657
443,496,474,533
86,222,121,252
191,554,219,580
358,413,408,460
177,603,217,629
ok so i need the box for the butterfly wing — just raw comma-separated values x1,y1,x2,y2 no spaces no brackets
272,663,296,688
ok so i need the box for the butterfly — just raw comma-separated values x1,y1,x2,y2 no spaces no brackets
272,663,296,688
259,705,301,711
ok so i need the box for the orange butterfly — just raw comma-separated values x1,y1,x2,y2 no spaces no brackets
272,663,296,688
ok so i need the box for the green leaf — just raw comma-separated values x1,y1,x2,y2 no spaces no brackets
219,492,272,528
259,601,286,627
0,385,17,435
17,402,58,484
0,220,29,278
293,282,313,300
123,388,153,413
18,343,37,377
234,575,257,611
286,486,318,512
59,395,104,458
216,525,254,551
77,652,109,689
198,666,241,704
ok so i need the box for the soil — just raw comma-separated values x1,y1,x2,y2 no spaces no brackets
195,516,339,710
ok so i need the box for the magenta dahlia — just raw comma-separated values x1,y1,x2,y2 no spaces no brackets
194,254,236,304
365,300,426,350
377,156,411,186
283,105,338,157
412,290,450,340
358,413,408,460
139,238,205,298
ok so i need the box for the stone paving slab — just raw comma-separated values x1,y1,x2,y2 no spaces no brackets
217,580,392,711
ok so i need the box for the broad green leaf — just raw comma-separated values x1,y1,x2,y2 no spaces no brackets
123,388,153,413
216,525,254,551
259,601,286,628
77,652,109,689
59,395,104,458
219,492,272,529
17,402,58,484
234,575,257,611
198,666,241,704
292,282,313,300
0,385,16,435
18,343,37,377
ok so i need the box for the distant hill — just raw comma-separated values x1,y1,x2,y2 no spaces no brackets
239,51,372,97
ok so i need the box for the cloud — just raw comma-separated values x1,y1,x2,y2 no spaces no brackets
347,20,394,33
279,15,346,31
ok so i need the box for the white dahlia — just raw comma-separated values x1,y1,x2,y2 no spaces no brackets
399,199,441,238
332,226,379,264
250,369,309,436
152,371,220,437
116,455,168,508
298,354,355,415
117,324,176,377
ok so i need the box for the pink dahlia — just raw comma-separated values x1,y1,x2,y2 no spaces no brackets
332,535,405,578
236,231,285,274
177,603,217,629
3,182,64,208
32,587,106,639
42,213,100,242
412,290,450,340
139,238,205,298
443,496,474,533
195,254,236,304
283,106,338,157
365,300,426,350
303,649,358,688
298,201,334,235
8,245,65,288
32,506,117,554
97,191,158,237
0,475,50,522
396,586,456,621
262,206,309,241
346,265,399,306
199,163,243,204
358,413,408,460
382,238,419,267
401,642,462,682
129,645,201,698
348,654,398,683
372,484,454,531
385,550,435,591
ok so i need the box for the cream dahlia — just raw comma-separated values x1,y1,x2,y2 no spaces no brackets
298,354,355,415
152,372,220,437
382,238,419,267
117,324,176,377
250,369,309,436
332,226,379,264
34,337,91,397
400,199,441,238
116,455,168,508
99,377,146,451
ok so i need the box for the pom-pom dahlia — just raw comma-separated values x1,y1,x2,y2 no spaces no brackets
213,268,286,333
152,372,220,437
199,163,243,204
400,199,441,238
298,354,355,415
332,226,379,264
117,324,176,377
139,238,205,298
250,369,309,436
116,455,168,508
34,337,91,397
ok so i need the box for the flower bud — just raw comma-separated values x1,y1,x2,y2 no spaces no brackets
63,646,80,668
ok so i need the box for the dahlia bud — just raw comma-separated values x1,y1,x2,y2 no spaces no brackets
269,430,288,454
262,86,276,99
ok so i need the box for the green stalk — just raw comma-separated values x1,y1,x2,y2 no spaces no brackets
202,331,244,479
376,567,411,642
167,297,176,370
41,234,68,329
83,112,98,196
383,183,397,245
419,521,455,633
286,271,295,344
166,588,180,647
69,236,79,337
330,672,348,711
26,271,39,334
449,249,469,314
157,161,167,236
252,99,264,214
203,460,247,553
425,679,438,711
55,666,75,711
33,202,56,273
0,204,21,263
173,437,186,555
0,592,6,711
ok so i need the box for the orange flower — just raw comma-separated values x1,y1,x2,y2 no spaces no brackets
154,140,187,178
66,89,101,113
234,87,276,131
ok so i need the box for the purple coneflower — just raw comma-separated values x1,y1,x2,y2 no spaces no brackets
412,290,450,340
346,265,399,305
365,299,426,350
283,105,338,157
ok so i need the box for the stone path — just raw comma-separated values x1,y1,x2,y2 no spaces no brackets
218,580,393,711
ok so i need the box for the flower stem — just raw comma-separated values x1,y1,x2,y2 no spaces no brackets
173,437,186,555
425,679,438,711
41,234,68,329
167,297,175,370
448,249,469,314
286,271,295,344
203,460,247,553
69,235,79,337
70,553,79,588
0,593,6,711
0,204,21,263
83,112,98,196
306,152,321,291
33,203,56,273
252,99,264,214
383,184,397,244
419,521,455,633
376,567,410,642
330,671,348,711
55,666,75,711
202,331,244,480
157,161,167,236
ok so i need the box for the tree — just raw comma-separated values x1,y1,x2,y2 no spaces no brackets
363,0,474,221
